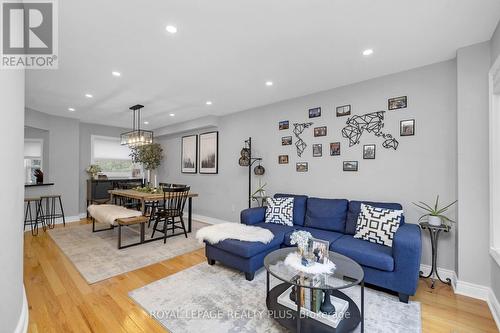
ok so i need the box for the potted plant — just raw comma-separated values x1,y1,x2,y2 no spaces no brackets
86,164,102,179
130,143,164,184
413,195,457,227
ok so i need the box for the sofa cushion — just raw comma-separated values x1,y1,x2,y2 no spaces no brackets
211,222,293,258
304,198,349,232
354,204,403,247
331,235,394,272
283,226,344,247
274,193,308,226
346,201,404,235
265,197,294,226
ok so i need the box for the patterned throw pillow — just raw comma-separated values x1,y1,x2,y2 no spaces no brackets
354,204,403,247
265,197,294,226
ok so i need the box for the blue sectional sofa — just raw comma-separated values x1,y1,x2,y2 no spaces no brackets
204,193,422,303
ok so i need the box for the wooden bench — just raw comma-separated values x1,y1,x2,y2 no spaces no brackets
116,216,149,249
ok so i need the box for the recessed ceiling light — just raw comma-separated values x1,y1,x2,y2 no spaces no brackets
362,49,374,56
112,71,121,77
169,113,175,117
68,107,75,112
143,121,149,125
85,93,93,98
206,101,213,105
166,25,177,34
265,81,273,86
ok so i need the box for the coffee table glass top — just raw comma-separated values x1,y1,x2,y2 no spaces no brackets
264,247,364,290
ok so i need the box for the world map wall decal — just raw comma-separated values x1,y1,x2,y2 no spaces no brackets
341,111,399,150
293,122,313,157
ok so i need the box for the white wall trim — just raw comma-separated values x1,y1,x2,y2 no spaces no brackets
455,280,491,300
488,288,500,332
186,213,234,225
14,286,28,333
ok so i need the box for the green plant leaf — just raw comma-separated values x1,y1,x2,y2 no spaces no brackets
434,195,439,212
435,200,458,215
413,202,434,213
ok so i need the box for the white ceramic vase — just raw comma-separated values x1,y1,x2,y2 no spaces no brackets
428,215,442,226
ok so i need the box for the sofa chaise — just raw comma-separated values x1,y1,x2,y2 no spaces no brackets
204,193,422,302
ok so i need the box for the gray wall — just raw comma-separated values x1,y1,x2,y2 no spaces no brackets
456,41,491,287
157,60,458,270
78,122,128,213
25,109,80,217
491,19,500,65
0,70,26,331
24,126,50,180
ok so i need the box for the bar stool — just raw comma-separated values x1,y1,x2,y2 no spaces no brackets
38,195,66,230
24,197,40,236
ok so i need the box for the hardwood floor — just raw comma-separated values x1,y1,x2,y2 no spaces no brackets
24,219,498,333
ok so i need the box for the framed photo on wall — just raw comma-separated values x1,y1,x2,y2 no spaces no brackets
279,120,289,130
296,162,308,172
363,144,376,159
343,161,358,171
181,135,198,173
313,144,322,157
313,126,327,137
330,142,340,156
278,155,289,164
309,107,321,118
199,131,219,174
336,104,351,117
400,119,415,136
388,96,407,110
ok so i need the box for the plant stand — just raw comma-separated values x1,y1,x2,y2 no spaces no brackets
419,222,451,289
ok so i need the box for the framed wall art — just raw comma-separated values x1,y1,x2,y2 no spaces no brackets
282,136,293,145
199,131,219,174
363,144,376,159
313,144,322,157
279,120,289,130
309,107,321,118
343,161,358,171
313,126,327,137
181,135,198,173
330,142,340,156
400,119,415,136
278,155,289,164
296,162,308,172
336,104,351,117
388,96,407,110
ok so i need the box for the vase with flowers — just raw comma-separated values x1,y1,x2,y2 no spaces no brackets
290,230,312,257
86,164,102,179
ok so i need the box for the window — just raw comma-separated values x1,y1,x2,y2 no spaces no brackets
489,56,500,267
91,135,137,178
24,139,43,184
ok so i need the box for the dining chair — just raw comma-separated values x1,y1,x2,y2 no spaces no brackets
151,186,190,243
147,183,188,227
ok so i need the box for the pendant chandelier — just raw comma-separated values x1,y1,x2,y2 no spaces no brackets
120,104,154,147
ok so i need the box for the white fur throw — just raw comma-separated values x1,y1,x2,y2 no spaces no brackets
196,223,274,244
87,204,143,226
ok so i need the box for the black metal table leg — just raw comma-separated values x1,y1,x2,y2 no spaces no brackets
188,197,192,233
419,223,451,289
296,286,301,333
361,280,364,333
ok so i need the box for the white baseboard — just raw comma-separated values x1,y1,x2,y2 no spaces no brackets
455,280,491,300
14,286,28,333
419,264,458,291
487,288,500,331
186,213,233,225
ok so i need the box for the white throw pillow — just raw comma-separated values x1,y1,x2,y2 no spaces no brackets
265,197,294,226
354,203,403,247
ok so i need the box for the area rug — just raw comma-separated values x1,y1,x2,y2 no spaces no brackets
48,220,207,284
129,263,421,333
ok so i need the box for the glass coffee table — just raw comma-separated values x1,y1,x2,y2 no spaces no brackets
264,247,364,333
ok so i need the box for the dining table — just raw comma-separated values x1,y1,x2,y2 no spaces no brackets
108,189,199,233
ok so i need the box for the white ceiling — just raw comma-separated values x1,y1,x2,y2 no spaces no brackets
26,0,500,130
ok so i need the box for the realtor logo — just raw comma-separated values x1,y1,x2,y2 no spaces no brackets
1,0,58,69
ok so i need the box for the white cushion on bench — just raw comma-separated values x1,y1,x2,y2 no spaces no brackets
88,204,143,226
